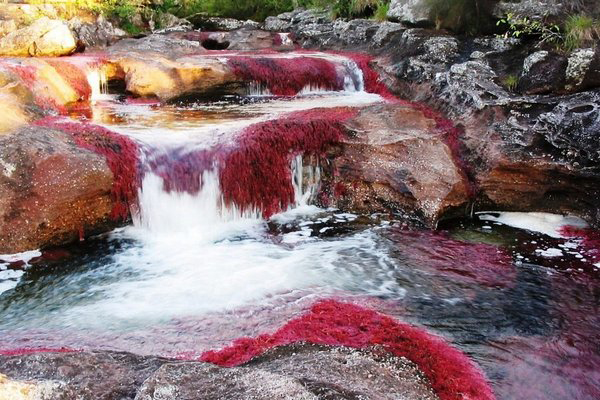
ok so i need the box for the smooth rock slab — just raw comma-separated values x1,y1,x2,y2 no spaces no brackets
136,344,439,400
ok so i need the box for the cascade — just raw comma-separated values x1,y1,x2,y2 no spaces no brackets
86,66,109,103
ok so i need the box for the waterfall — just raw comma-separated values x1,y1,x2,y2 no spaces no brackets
86,67,109,103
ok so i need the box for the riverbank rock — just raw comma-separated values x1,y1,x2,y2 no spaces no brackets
137,344,439,400
387,0,432,26
0,17,76,57
320,103,470,225
0,126,115,253
0,345,438,399
0,351,166,400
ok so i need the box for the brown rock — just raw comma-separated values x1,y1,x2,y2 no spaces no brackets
0,17,76,57
116,55,237,101
0,126,114,253
322,103,471,226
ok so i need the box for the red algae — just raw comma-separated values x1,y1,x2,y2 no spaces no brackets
0,347,78,356
33,118,140,221
219,107,357,217
559,226,600,264
201,299,496,400
386,228,516,287
227,56,343,95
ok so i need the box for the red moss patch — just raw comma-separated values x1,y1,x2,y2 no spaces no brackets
0,347,78,356
386,228,516,287
219,108,357,217
560,226,600,264
227,56,343,95
201,300,496,400
34,118,140,221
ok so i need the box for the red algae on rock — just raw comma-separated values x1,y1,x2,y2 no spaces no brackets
201,300,496,400
219,107,357,217
227,56,343,95
33,118,140,221
559,226,600,264
386,228,516,288
0,347,78,356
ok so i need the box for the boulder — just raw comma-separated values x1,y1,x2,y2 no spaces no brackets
0,17,76,57
493,0,565,19
0,345,439,400
322,103,471,225
0,94,29,135
188,15,260,31
387,0,432,26
0,126,114,253
0,351,166,400
519,50,568,94
69,16,127,49
116,56,236,101
137,344,438,400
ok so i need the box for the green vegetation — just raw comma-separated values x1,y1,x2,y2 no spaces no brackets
564,14,600,51
502,74,519,92
498,12,599,52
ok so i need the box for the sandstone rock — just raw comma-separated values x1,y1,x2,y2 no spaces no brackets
69,16,126,49
493,0,565,19
387,0,432,26
519,50,567,94
0,373,66,400
322,103,471,225
0,20,17,38
0,126,114,253
188,15,259,31
0,17,76,57
0,351,166,400
116,55,236,101
152,12,192,33
373,21,406,46
0,94,29,135
136,344,439,400
264,15,293,32
566,48,595,91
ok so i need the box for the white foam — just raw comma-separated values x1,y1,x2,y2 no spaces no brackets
477,212,588,238
0,249,42,264
0,269,24,296
535,248,563,258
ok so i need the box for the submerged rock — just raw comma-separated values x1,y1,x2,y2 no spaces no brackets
0,126,115,253
0,17,76,57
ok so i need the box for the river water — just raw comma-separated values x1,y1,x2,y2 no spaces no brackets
0,53,599,399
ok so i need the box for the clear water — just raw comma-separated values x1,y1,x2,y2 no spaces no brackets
0,71,599,399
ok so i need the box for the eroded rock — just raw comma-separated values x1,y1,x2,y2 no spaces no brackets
0,17,76,57
387,0,432,26
0,126,114,253
320,103,470,226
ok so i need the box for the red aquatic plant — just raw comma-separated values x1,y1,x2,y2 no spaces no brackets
386,228,516,287
227,56,343,95
0,347,78,356
219,107,357,217
44,59,92,101
34,118,140,221
201,299,496,400
559,226,600,264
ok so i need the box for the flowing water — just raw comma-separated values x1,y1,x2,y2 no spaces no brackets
0,54,599,399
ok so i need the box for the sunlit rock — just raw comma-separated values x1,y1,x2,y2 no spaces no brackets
0,17,76,57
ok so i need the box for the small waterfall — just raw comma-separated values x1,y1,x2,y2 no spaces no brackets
86,67,109,103
342,59,365,92
291,154,321,207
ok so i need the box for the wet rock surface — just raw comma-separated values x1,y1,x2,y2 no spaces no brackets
0,351,167,400
0,345,439,400
321,103,470,226
0,126,114,253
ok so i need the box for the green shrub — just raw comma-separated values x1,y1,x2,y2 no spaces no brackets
497,13,563,46
564,14,599,51
374,1,389,21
